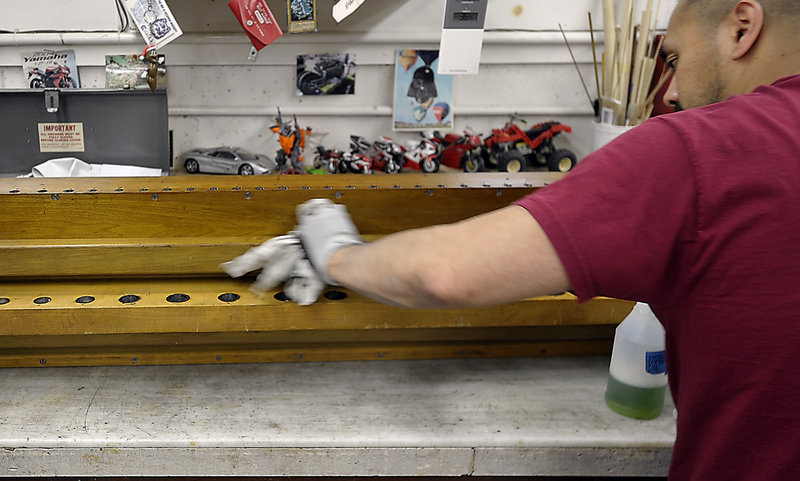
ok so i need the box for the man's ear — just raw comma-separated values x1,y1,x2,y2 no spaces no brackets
729,1,764,60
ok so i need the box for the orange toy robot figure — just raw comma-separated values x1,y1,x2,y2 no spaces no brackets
270,108,312,173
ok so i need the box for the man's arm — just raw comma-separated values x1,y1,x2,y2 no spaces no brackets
327,205,571,309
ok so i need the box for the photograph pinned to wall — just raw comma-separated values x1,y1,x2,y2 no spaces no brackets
393,49,453,130
23,49,80,89
297,53,356,95
105,54,167,90
288,0,317,33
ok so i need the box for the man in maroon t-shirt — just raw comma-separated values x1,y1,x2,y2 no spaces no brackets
229,1,800,478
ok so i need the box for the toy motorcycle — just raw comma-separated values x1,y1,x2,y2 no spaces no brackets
28,63,77,89
369,136,405,174
431,130,484,172
402,134,440,173
269,108,311,173
340,151,373,174
314,146,344,174
349,135,372,155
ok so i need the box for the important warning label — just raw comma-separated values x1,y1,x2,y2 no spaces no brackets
38,122,85,153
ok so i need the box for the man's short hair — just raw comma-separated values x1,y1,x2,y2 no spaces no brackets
683,0,800,28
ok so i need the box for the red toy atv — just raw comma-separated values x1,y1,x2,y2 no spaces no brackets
482,114,577,173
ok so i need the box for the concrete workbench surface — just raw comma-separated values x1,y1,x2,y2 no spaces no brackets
0,356,675,477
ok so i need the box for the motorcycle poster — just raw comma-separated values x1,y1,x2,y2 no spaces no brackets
23,49,80,89
296,53,355,96
393,49,453,131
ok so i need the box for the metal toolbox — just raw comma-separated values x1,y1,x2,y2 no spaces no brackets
0,88,169,175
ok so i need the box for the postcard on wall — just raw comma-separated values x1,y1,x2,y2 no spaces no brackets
121,0,183,49
105,55,167,90
22,49,80,89
287,0,317,33
393,49,453,131
297,53,355,95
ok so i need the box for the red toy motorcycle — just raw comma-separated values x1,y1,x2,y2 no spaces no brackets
368,136,405,174
432,130,484,172
314,146,345,174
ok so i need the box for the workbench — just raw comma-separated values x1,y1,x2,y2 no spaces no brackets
0,173,675,476
0,356,675,477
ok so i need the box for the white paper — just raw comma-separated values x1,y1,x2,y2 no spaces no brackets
332,0,367,23
21,158,162,178
121,0,183,49
437,29,484,75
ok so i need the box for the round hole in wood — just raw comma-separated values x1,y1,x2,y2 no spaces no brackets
218,293,240,302
119,294,141,304
324,290,348,301
166,293,190,303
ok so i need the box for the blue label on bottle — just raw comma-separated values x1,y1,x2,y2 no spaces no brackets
645,350,666,375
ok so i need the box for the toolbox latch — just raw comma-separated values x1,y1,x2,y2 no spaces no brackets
44,88,60,113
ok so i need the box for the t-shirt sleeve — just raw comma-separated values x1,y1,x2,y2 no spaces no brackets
514,117,698,303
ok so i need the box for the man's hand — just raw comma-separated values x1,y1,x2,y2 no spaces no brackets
296,198,364,285
220,233,324,306
220,199,362,305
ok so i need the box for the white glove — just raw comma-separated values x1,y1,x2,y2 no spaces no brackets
284,257,325,305
220,233,324,306
296,198,364,285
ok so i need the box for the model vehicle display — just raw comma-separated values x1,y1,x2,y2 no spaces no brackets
270,108,312,173
482,114,577,173
314,140,373,174
431,130,484,172
181,146,275,175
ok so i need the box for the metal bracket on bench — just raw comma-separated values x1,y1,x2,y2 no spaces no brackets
44,88,59,113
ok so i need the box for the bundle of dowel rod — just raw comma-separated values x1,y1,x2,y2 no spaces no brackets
597,0,665,126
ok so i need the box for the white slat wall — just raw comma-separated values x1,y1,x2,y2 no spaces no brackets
0,0,677,166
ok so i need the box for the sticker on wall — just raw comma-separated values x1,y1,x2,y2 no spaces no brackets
121,0,183,49
393,49,453,131
288,0,317,33
297,53,355,95
22,49,80,89
105,55,167,90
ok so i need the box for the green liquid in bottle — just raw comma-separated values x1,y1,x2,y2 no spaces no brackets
605,374,667,420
